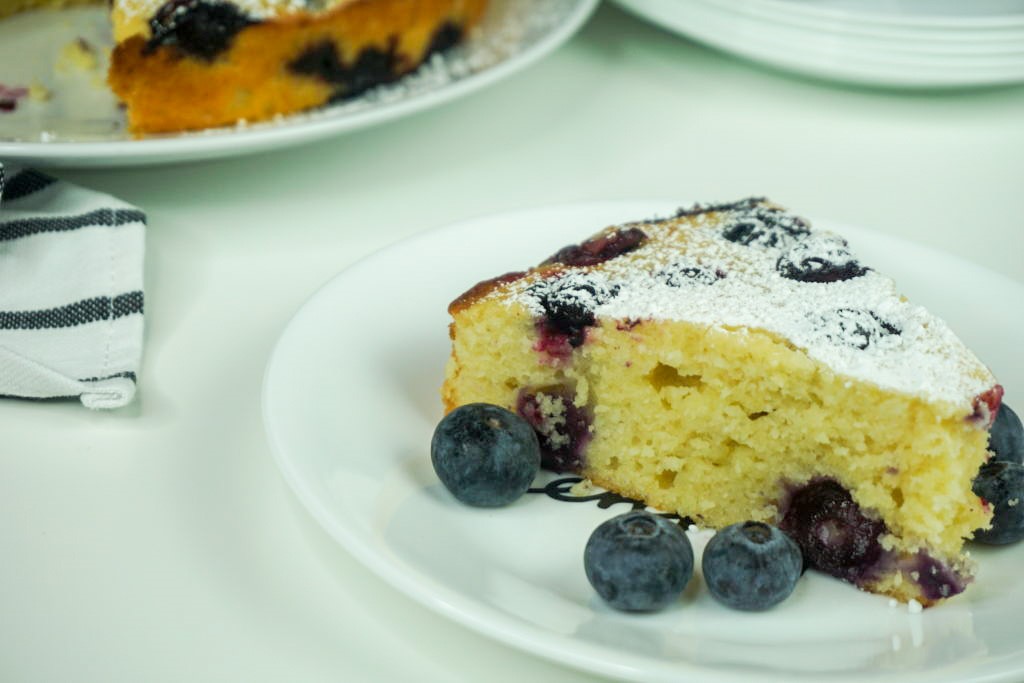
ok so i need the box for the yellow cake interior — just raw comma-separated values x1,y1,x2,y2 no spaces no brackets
444,300,989,561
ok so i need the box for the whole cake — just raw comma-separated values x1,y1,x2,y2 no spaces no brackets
2,0,487,133
442,198,1002,606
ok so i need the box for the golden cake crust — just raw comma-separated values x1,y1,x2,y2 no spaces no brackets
449,270,528,315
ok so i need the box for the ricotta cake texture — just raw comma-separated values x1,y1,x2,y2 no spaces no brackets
442,198,1001,605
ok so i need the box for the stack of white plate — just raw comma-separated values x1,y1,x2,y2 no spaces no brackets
614,0,1024,88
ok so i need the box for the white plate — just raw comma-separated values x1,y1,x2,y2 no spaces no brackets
614,0,1024,88
685,0,1024,80
262,201,1024,683
0,0,597,168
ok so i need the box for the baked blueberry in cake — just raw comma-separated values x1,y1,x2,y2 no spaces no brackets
442,198,1002,606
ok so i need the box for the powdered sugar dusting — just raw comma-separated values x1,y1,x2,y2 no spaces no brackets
115,0,340,21
500,199,995,407
111,0,569,41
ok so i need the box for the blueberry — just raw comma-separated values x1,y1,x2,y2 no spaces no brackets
989,403,1023,464
721,207,810,248
972,461,1024,545
289,41,346,82
424,21,464,56
544,227,647,267
516,387,591,473
290,39,402,100
701,521,802,611
655,263,721,287
147,0,255,60
971,385,1005,429
539,292,596,347
430,403,541,507
778,479,885,584
531,274,617,348
811,308,901,351
776,235,868,283
778,258,867,283
906,553,966,601
584,511,694,612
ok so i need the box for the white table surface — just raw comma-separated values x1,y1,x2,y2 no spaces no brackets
4,4,1024,682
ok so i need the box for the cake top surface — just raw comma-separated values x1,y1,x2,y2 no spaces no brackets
478,198,995,408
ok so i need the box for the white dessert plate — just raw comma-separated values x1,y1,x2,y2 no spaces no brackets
0,0,597,168
673,1,1024,88
613,0,1024,88
262,201,1024,683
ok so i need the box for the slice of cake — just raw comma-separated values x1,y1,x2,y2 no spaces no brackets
108,0,487,133
442,198,1001,606
0,0,485,133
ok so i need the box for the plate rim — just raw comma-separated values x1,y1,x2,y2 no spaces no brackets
692,0,1024,52
262,199,1024,683
656,0,1024,28
612,0,1024,87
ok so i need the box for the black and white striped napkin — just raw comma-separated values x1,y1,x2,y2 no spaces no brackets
0,163,145,409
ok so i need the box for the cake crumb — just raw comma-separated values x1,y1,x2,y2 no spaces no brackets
57,38,100,74
1009,498,1019,507
569,479,599,496
907,599,923,613
28,82,52,102
533,392,570,449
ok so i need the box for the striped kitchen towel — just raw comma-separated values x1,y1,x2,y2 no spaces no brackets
0,163,145,409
